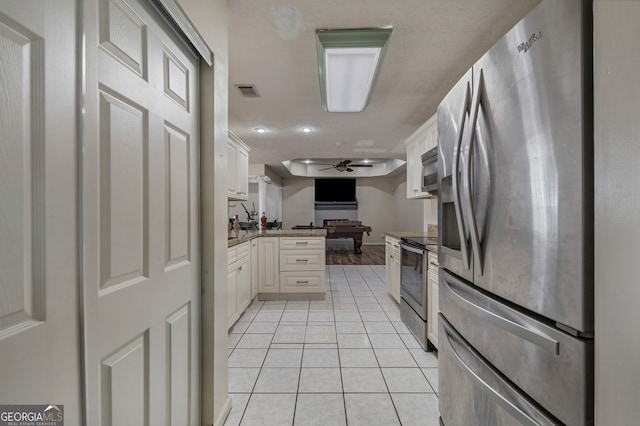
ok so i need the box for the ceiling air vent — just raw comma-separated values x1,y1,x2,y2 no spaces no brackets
235,84,260,97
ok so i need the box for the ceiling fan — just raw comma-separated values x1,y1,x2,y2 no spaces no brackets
317,159,374,173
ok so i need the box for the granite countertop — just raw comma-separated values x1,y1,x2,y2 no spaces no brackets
385,231,430,239
384,231,439,253
228,229,327,247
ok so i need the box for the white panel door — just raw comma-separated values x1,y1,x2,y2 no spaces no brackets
0,0,82,422
83,0,200,424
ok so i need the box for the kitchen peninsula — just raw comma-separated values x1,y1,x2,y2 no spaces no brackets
227,229,327,329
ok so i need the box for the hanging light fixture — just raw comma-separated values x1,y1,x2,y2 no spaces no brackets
316,28,392,113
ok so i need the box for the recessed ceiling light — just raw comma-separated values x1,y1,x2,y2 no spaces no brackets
362,159,372,164
304,159,312,164
255,127,266,133
302,127,312,133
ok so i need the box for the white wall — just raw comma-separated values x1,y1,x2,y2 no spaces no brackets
391,174,427,233
423,198,438,233
266,180,283,223
593,2,640,424
281,177,315,229
282,176,425,244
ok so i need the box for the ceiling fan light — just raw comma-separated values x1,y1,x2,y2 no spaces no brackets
316,28,392,113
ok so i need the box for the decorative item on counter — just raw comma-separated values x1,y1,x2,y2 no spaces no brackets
233,214,240,236
260,212,267,231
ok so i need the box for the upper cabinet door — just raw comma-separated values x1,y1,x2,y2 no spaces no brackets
405,113,437,199
228,130,250,200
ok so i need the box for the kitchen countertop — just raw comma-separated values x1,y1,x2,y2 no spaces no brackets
384,231,439,253
228,229,327,247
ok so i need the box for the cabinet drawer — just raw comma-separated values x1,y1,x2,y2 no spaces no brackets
280,249,325,271
385,237,401,256
280,271,326,292
427,251,439,268
228,241,250,264
279,237,325,250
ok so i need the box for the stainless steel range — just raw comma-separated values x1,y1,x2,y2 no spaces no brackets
399,236,437,351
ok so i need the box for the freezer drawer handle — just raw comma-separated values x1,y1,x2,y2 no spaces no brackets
441,319,554,426
444,274,559,355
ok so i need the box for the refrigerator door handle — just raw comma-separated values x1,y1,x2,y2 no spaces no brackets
463,68,485,275
441,319,556,426
443,273,560,355
451,81,472,270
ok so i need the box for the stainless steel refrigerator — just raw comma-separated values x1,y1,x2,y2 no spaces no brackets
437,0,594,424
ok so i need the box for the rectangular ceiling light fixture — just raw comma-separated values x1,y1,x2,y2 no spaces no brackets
316,28,392,113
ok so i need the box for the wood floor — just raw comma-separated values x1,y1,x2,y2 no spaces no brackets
325,244,385,265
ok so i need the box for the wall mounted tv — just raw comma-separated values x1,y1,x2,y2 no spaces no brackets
315,178,356,202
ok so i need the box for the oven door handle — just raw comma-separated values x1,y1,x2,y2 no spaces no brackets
399,243,425,255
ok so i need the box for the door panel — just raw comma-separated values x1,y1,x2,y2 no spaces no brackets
83,0,200,423
0,0,82,422
437,69,473,283
471,0,592,333
99,89,149,292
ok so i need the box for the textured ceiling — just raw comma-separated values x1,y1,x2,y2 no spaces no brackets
227,0,541,177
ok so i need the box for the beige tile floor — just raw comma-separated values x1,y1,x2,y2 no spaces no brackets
225,265,440,426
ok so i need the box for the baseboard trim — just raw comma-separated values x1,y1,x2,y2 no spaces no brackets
214,396,232,426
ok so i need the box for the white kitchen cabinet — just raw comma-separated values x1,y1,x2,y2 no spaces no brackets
227,267,237,328
279,237,326,293
250,238,258,299
228,241,251,328
427,251,439,349
227,130,250,200
385,236,401,303
405,113,438,199
257,237,279,292
236,254,251,313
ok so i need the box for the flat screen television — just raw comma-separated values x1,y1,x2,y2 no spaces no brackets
315,178,356,202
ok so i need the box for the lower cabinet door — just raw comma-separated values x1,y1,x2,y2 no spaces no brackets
227,267,238,328
236,256,251,313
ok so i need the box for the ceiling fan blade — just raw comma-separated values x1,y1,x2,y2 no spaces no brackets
318,166,335,171
349,164,373,167
342,159,352,165
346,167,354,172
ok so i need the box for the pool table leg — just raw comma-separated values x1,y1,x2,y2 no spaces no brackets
353,236,363,254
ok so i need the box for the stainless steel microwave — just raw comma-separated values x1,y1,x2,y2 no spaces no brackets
421,147,438,194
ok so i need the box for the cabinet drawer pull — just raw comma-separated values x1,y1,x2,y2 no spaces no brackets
295,259,309,262
295,241,308,245
296,280,309,285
